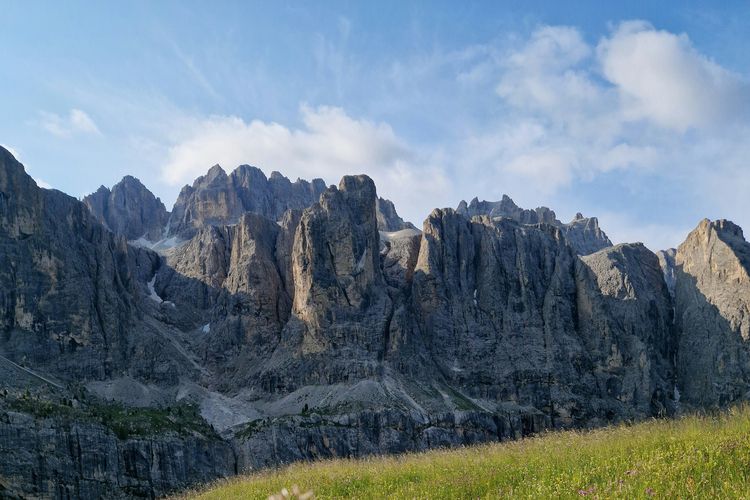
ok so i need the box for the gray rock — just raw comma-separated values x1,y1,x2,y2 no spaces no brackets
656,248,677,298
166,163,412,240
376,197,416,231
167,164,327,239
0,410,235,499
565,212,613,256
456,196,612,255
83,176,170,242
673,219,750,407
409,211,673,427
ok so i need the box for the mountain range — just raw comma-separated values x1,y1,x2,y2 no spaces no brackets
1,144,749,498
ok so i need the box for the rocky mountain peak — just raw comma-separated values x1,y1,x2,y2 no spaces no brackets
455,195,611,255
457,194,559,225
83,174,169,241
166,164,328,239
673,218,750,407
376,197,416,232
291,174,389,358
0,146,43,238
233,164,267,185
164,164,409,239
205,164,227,182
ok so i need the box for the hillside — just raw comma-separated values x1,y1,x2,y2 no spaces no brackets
187,406,750,499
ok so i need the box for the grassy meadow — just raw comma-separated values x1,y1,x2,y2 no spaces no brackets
184,406,750,499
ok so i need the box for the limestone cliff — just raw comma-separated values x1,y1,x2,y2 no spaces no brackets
83,176,169,241
673,219,750,407
457,195,612,255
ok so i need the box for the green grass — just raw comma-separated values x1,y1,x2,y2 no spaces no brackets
185,406,750,499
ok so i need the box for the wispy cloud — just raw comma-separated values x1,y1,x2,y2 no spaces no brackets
166,38,222,101
40,109,101,137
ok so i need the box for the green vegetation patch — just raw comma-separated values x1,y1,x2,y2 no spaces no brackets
89,401,218,440
184,405,750,499
5,392,218,441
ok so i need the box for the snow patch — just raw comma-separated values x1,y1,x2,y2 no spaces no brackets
128,235,185,255
379,228,422,242
354,248,367,274
129,237,153,249
147,277,163,303
202,323,211,333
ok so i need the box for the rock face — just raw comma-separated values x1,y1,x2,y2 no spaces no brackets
565,212,613,256
673,219,750,407
577,243,676,418
166,164,327,239
7,143,750,498
83,164,414,248
83,176,170,242
457,196,612,255
376,197,416,231
457,195,558,225
0,146,235,497
0,411,235,499
1,149,149,380
410,212,674,427
291,176,390,358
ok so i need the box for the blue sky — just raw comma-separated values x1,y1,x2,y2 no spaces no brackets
2,1,750,250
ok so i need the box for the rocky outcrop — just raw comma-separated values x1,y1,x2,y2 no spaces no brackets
83,176,170,241
233,407,545,471
565,212,613,256
167,164,326,239
0,411,234,499
165,164,412,240
376,197,416,231
253,176,394,391
457,195,558,225
409,212,674,427
577,243,676,418
456,196,612,255
673,219,750,407
1,148,145,380
657,248,677,298
0,146,239,498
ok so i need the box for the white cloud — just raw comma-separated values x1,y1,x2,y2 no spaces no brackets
488,21,750,191
161,105,449,226
40,108,101,137
497,26,610,120
598,21,750,131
